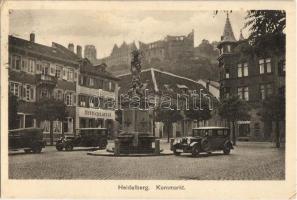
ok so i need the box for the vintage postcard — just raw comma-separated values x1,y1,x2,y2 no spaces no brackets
0,0,296,199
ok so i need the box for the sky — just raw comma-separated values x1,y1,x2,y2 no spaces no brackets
9,10,248,59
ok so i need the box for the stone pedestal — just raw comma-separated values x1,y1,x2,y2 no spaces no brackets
117,109,156,154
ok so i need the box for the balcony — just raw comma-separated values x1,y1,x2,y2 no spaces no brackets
36,74,57,88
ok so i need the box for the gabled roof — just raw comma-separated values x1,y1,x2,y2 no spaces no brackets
117,68,211,97
9,35,79,66
221,13,236,43
79,58,119,81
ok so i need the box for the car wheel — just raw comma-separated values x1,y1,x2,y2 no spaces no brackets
65,144,73,151
173,147,181,156
201,139,210,152
223,146,231,155
191,145,200,157
56,146,63,151
32,147,42,153
24,149,31,153
99,140,108,149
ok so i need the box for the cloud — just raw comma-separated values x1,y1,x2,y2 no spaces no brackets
9,10,248,58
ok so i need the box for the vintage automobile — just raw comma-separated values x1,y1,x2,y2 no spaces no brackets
55,128,108,151
9,128,46,153
171,127,233,157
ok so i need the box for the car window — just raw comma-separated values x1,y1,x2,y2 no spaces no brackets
217,130,224,136
224,129,229,136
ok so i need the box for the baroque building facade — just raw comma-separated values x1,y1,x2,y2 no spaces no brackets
217,14,285,141
8,34,118,143
76,58,119,138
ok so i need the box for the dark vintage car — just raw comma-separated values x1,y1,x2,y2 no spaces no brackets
55,128,108,151
9,128,46,153
171,127,233,157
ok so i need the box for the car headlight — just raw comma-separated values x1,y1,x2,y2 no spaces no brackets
173,138,180,144
187,139,191,144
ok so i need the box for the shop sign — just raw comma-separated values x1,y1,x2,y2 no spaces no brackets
78,107,115,119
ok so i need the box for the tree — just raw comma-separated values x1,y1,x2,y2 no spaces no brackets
155,107,183,143
9,93,18,130
245,10,286,55
34,99,68,145
261,93,285,148
218,95,250,145
185,96,212,127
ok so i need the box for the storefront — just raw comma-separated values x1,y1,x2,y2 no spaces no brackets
76,107,115,137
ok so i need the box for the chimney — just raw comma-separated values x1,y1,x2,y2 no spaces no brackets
30,33,35,43
68,43,74,52
76,45,82,58
206,79,210,92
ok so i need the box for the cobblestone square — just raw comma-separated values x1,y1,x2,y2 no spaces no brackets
9,141,285,180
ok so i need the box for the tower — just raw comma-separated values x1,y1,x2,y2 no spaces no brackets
217,12,237,99
84,45,97,64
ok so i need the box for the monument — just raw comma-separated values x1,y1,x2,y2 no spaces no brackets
115,50,157,154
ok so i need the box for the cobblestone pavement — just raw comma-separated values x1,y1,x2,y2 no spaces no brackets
9,141,285,180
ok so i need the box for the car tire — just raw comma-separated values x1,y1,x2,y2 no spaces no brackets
56,146,63,151
191,145,200,157
32,147,42,153
173,147,181,156
99,140,108,149
65,144,73,151
223,145,231,155
24,149,31,153
201,139,210,152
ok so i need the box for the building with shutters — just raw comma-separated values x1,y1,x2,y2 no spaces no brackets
9,34,81,143
217,14,285,141
8,34,119,143
75,58,119,138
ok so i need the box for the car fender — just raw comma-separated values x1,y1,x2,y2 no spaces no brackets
190,142,199,147
224,141,234,149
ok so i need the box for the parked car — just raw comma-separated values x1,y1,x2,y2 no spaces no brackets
171,127,233,157
55,128,108,151
9,128,46,153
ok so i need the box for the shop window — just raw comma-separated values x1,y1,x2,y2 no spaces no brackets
41,120,50,133
63,118,73,133
53,121,62,133
25,115,34,128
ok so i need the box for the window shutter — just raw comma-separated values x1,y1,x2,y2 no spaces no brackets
63,68,67,80
73,94,76,105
